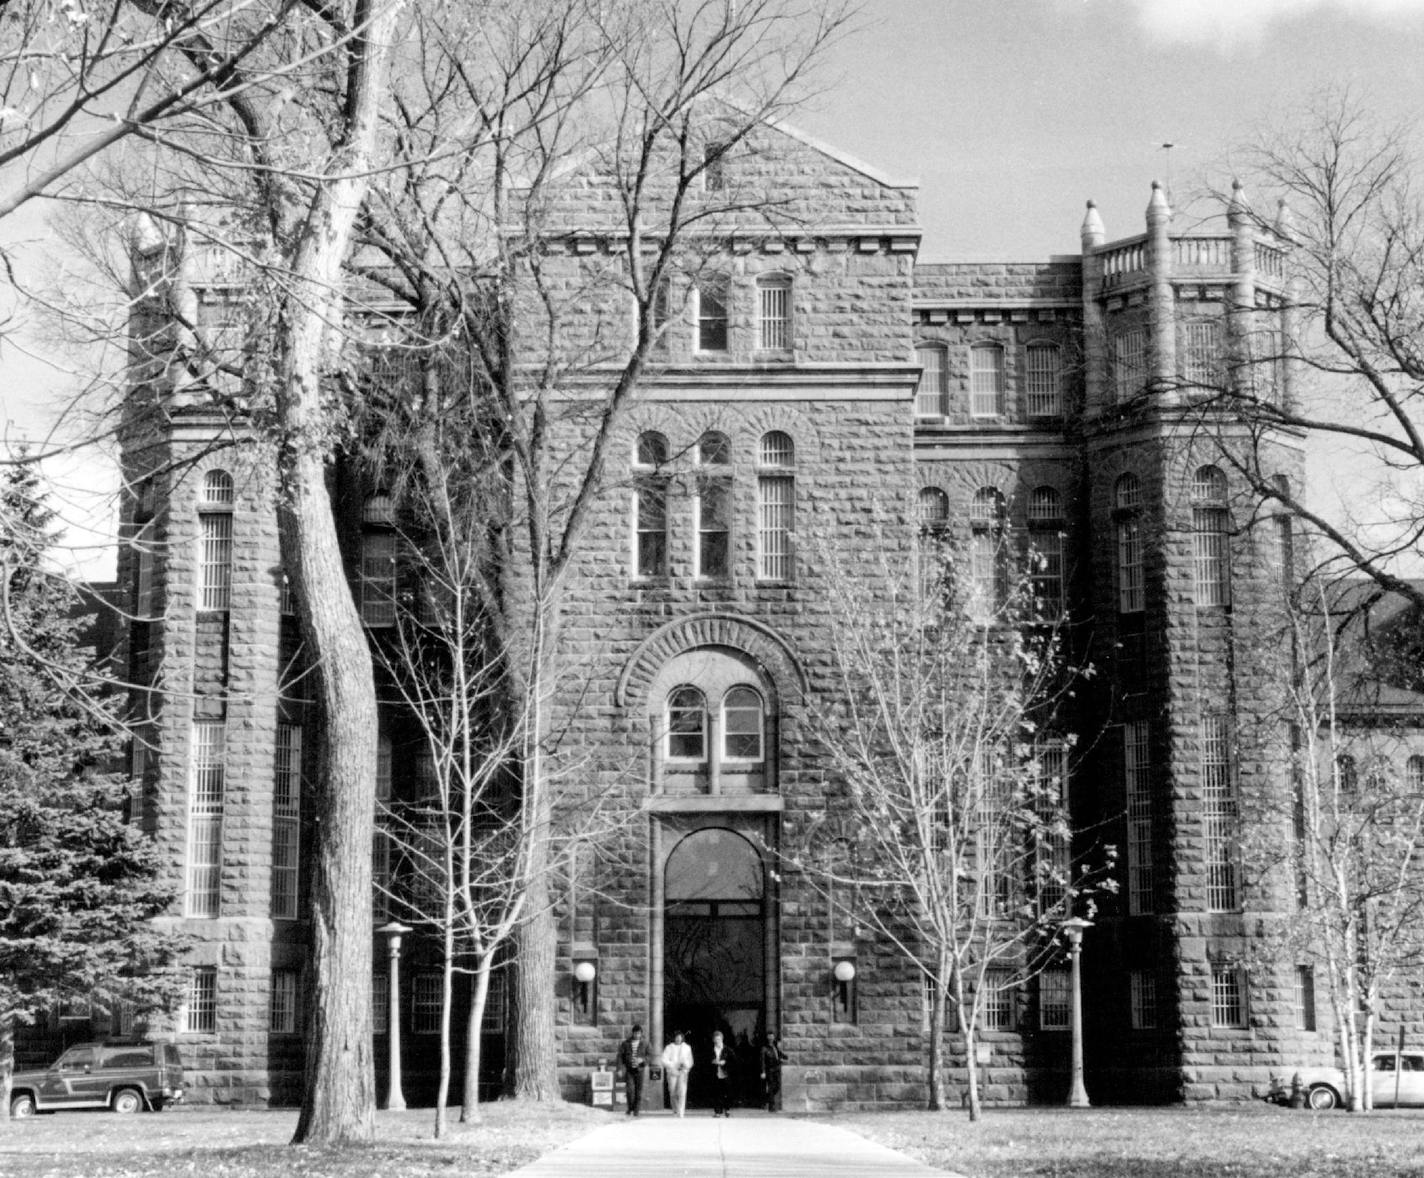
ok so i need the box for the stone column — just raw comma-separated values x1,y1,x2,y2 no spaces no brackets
1145,182,1176,394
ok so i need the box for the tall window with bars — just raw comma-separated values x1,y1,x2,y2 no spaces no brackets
1202,714,1239,911
1039,968,1071,1030
1129,970,1158,1029
1408,755,1424,792
696,276,729,352
970,344,1005,416
198,516,233,612
1113,328,1146,402
372,972,390,1034
970,487,1007,620
632,432,668,579
413,973,442,1033
271,724,301,920
185,966,217,1033
976,751,1012,918
1191,466,1231,607
1033,743,1069,912
757,431,794,581
1025,343,1062,418
916,345,947,417
1294,966,1317,1031
981,970,1014,1031
361,494,398,626
186,721,226,917
1180,319,1222,387
757,276,791,350
1211,964,1247,1028
1124,719,1155,914
1115,474,1144,614
1027,486,1064,617
373,732,392,921
695,432,732,578
269,969,298,1033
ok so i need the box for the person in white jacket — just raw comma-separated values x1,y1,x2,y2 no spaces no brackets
661,1030,693,1117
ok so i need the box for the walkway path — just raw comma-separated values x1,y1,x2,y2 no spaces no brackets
507,1110,968,1178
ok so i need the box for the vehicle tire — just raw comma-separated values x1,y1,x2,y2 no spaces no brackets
1307,1084,1339,1110
10,1093,36,1118
111,1088,144,1115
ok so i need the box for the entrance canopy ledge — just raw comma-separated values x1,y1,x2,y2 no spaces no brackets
644,795,785,814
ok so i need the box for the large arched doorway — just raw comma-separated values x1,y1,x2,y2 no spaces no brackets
663,828,766,1109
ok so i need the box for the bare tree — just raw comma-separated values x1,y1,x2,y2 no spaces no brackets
787,515,1107,1119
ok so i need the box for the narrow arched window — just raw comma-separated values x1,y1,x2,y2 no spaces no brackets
1116,474,1143,614
361,493,397,626
918,486,949,529
970,487,1007,617
916,344,948,417
1191,465,1230,607
1027,486,1064,617
696,432,731,578
1025,343,1062,418
971,344,1005,417
198,469,234,612
633,432,669,578
722,686,764,761
667,687,708,760
757,432,794,581
757,275,792,351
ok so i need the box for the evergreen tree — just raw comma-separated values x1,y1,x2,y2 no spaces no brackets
0,461,186,1119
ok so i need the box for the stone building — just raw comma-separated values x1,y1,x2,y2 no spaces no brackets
100,117,1424,1109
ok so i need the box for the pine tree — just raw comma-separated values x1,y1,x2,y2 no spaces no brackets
0,462,186,1119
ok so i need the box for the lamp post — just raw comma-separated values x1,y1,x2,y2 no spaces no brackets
376,921,412,1111
1062,916,1092,1108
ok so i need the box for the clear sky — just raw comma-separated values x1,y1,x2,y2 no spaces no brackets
4,0,1424,575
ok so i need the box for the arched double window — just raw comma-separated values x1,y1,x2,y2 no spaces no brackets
1027,486,1064,617
723,686,765,761
1191,466,1231,607
198,470,234,612
667,687,708,760
632,431,669,579
1115,474,1144,614
665,685,766,764
757,431,794,581
696,432,732,578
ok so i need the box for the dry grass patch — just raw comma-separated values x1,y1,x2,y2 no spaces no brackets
833,1104,1424,1178
0,1099,607,1177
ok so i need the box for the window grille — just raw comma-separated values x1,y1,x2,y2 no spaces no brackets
696,277,728,351
759,431,794,467
372,827,391,922
1180,319,1222,386
1202,715,1239,910
362,493,395,524
1113,328,1146,401
1130,970,1158,1029
1115,474,1144,613
186,721,225,917
970,487,1006,617
722,687,764,760
271,724,301,920
361,531,397,626
372,972,389,1034
1408,755,1424,792
757,476,793,581
667,687,707,760
412,974,442,1033
917,486,949,526
1124,720,1155,914
981,971,1014,1030
916,346,947,417
269,970,298,1033
1025,343,1062,417
1027,486,1064,616
1294,966,1316,1031
201,469,234,506
198,514,232,611
758,277,791,350
185,967,217,1033
1191,467,1230,607
1211,965,1246,1028
1039,969,1071,1030
970,344,1005,416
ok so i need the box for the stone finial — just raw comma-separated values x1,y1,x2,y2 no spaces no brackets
1229,178,1250,214
127,212,166,257
1275,197,1297,240
1081,200,1106,248
1147,180,1171,224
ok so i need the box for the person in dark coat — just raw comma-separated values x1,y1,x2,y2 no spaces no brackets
759,1033,787,1111
617,1024,648,1116
710,1030,736,1117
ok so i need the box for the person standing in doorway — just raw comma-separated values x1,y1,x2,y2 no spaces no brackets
710,1030,736,1117
759,1033,787,1111
661,1029,693,1117
618,1024,648,1116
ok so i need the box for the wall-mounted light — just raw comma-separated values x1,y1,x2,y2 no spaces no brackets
833,956,857,1022
572,951,598,1022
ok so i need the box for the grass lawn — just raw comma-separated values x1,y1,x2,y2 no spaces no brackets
0,1099,607,1177
836,1104,1424,1177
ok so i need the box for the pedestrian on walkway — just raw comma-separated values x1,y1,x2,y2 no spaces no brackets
618,1024,648,1116
759,1033,787,1111
661,1029,693,1117
710,1030,735,1117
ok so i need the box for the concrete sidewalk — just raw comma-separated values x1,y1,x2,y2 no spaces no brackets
506,1110,968,1177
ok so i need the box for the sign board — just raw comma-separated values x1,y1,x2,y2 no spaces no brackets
974,1042,993,1065
590,1070,614,1092
591,1090,613,1107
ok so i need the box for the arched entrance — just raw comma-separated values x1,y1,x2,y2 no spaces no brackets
663,828,766,1109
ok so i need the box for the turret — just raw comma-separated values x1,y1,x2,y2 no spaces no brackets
1145,181,1176,388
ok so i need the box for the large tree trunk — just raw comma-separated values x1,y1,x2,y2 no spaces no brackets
283,0,404,1142
510,873,559,1099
